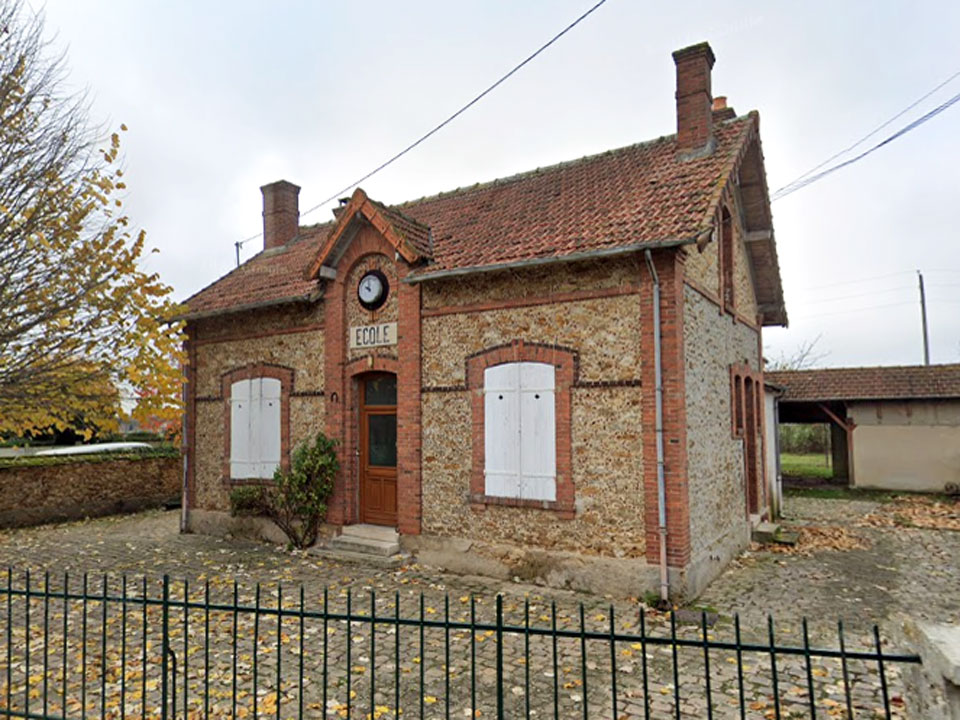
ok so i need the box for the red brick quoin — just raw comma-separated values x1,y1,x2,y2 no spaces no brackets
466,340,575,519
219,364,294,485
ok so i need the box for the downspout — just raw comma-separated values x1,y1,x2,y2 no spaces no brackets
180,342,192,533
644,250,669,604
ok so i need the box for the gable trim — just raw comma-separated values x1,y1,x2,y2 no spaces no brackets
308,189,426,279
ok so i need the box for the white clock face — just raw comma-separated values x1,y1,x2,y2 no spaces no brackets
358,271,387,309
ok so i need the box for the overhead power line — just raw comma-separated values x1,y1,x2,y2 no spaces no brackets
772,87,960,201
775,68,960,193
234,0,610,258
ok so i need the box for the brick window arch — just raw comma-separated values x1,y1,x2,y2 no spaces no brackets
221,364,294,483
466,340,575,518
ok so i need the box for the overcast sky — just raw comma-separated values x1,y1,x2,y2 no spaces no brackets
37,0,960,368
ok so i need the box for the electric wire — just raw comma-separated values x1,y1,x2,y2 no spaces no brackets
774,67,960,193
772,88,960,201
233,0,609,255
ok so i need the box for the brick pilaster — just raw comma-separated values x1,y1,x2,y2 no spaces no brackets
641,249,691,568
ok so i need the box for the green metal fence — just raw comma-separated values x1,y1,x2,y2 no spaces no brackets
0,569,921,719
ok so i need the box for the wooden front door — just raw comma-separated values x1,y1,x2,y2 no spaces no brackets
359,374,397,526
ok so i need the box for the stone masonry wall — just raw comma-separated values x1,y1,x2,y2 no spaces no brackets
0,456,179,528
420,259,645,558
190,305,325,513
683,284,760,563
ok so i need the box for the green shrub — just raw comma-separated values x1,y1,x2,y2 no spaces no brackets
229,433,339,549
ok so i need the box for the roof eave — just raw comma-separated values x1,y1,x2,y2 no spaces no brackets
403,238,696,284
177,290,322,323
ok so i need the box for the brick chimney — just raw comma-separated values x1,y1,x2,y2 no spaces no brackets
261,180,301,250
672,42,716,158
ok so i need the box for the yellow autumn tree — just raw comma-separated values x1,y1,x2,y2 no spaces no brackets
0,0,183,438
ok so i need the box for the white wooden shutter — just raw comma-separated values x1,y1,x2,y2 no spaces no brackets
259,378,282,477
519,363,556,501
230,379,252,478
484,364,521,498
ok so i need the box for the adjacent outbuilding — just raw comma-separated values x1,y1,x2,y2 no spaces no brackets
766,364,960,493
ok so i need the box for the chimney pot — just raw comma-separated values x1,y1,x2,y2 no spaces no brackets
260,180,301,251
672,42,716,158
712,94,737,122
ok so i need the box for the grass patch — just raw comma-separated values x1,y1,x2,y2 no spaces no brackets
781,452,833,480
784,485,899,502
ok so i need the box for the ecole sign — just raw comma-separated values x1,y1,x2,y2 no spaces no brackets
349,322,398,349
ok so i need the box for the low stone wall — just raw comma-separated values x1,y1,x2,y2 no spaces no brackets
0,455,180,528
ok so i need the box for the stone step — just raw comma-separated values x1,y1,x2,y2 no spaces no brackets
329,534,400,557
306,546,407,568
751,522,781,544
339,523,399,544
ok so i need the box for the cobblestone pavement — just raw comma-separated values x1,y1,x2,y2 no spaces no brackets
0,493,955,719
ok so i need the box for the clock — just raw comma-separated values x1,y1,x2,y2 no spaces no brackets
357,270,389,311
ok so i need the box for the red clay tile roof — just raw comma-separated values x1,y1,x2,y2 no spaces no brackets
185,114,773,318
767,365,960,402
182,227,329,318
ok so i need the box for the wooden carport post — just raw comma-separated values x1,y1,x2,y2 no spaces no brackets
817,403,856,486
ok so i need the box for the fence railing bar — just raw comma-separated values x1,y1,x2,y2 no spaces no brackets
523,599,530,720
163,575,172,720
297,585,304,720
121,575,127,720
82,572,88,720
803,617,816,720
61,572,68,720
470,596,477,719
183,577,190,720
393,591,399,719
701,611,713,720
253,582,260,720
735,613,745,720
445,594,452,720
418,593,425,720
875,624,892,720
369,589,376,720
670,610,680,720
322,588,328,720
768,615,781,720
609,605,618,720
23,570,29,720
346,587,352,720
495,595,504,720
580,604,589,720
639,608,650,720
550,601,559,720
142,577,148,720
231,581,238,720
5,568,11,717
837,619,855,719
275,583,282,720
42,573,49,720
101,576,106,720
205,580,211,720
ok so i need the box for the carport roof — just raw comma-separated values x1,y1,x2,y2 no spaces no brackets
766,364,960,402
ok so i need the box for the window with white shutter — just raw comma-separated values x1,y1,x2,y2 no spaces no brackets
483,362,556,501
230,377,282,479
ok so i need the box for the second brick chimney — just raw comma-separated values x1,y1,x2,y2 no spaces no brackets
672,42,716,159
261,180,301,251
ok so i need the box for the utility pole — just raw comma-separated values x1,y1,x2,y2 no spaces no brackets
918,270,930,365
235,240,241,268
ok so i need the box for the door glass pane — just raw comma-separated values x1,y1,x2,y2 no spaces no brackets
365,376,397,406
368,414,397,467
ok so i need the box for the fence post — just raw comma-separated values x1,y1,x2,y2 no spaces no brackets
902,620,960,719
161,574,170,720
496,594,504,720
